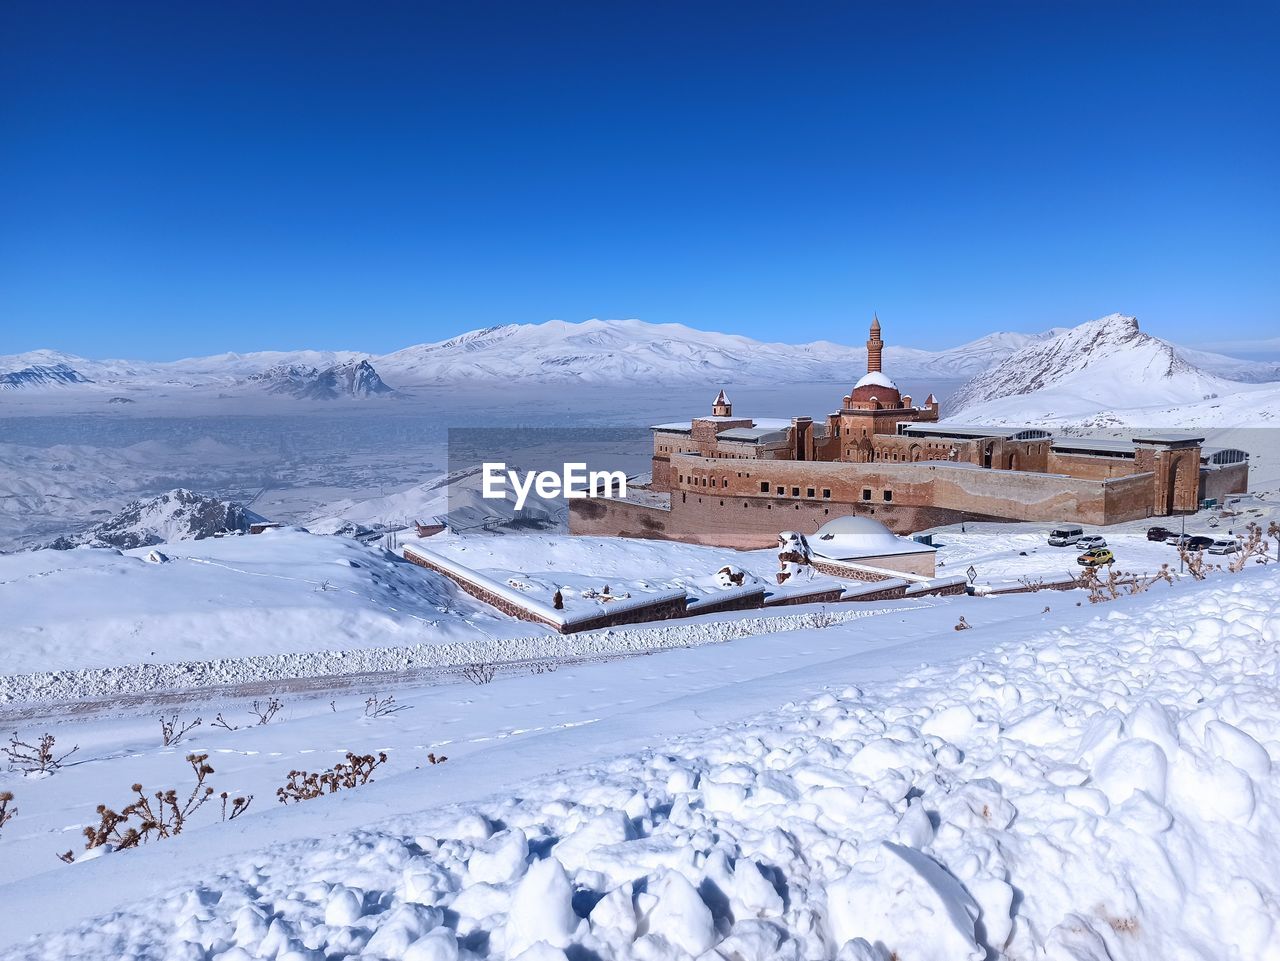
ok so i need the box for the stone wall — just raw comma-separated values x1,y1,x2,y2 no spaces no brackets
1201,464,1250,504
569,498,674,541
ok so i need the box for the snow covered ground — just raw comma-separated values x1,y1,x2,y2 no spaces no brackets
1,561,1277,959
0,528,492,677
0,526,918,704
928,490,1280,589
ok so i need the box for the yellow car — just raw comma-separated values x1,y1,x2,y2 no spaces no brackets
1077,548,1115,567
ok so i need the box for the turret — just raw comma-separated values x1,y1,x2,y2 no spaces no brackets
712,389,732,417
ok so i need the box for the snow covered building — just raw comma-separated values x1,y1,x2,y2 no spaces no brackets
570,317,1251,549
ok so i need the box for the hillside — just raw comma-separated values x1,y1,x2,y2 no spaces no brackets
0,362,92,390
949,314,1239,416
247,358,393,399
42,488,265,550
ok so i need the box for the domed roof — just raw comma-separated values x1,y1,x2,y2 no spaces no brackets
811,515,915,560
854,371,897,391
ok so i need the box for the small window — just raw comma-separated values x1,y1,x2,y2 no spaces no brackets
791,487,800,497
822,488,831,498
760,481,770,493
862,488,872,501
883,490,893,502
776,486,784,495
806,487,815,498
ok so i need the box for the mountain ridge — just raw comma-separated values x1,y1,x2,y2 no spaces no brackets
949,313,1255,420
3,316,1276,394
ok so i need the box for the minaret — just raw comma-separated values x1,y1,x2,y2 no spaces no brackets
866,314,883,373
712,389,732,417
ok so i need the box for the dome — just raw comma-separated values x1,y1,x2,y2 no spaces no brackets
849,371,903,408
854,371,897,391
811,515,908,559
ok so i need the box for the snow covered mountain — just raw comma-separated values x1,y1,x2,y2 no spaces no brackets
375,319,1059,385
4,316,1275,399
43,488,265,550
0,361,92,390
248,359,393,399
949,314,1237,416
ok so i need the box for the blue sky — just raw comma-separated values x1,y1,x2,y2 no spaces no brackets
1,1,1276,359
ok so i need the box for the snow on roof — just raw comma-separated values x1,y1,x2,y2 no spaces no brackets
810,515,936,561
717,427,789,444
902,424,1052,440
1051,438,1138,455
854,371,898,390
652,416,794,434
402,544,687,628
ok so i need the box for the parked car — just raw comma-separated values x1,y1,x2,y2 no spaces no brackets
1076,535,1107,550
1187,535,1216,550
1166,533,1193,548
1208,539,1240,555
1048,525,1084,546
1077,548,1115,567
1147,526,1174,541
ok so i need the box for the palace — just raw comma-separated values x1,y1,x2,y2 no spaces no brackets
569,317,1251,550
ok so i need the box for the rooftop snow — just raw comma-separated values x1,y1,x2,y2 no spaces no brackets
902,424,1053,441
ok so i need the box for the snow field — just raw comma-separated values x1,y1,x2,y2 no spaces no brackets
4,566,1278,960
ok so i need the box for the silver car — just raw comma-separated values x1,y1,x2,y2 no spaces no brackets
1076,535,1107,550
1207,539,1240,555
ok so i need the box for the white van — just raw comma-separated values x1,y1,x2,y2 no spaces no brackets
1048,525,1084,546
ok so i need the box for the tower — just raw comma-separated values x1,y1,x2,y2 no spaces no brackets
866,314,883,373
712,389,732,417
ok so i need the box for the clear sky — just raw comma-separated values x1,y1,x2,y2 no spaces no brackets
2,1,1276,359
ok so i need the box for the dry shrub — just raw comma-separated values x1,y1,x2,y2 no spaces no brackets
1080,564,1174,603
1230,522,1272,572
214,696,286,731
0,791,14,836
365,693,407,717
220,791,253,821
5,732,78,775
63,753,218,862
954,616,972,631
1178,547,1216,581
426,752,448,765
462,662,496,685
250,697,283,725
276,751,387,804
159,714,202,746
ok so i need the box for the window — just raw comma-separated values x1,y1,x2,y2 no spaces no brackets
862,488,872,501
883,490,893,502
722,479,728,488
776,486,784,495
760,481,770,493
791,487,800,497
806,487,815,498
822,488,831,499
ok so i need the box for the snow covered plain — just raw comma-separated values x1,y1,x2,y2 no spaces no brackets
1,563,1277,959
0,526,919,704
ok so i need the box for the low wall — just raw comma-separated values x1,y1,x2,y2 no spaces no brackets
405,545,968,635
404,547,689,634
